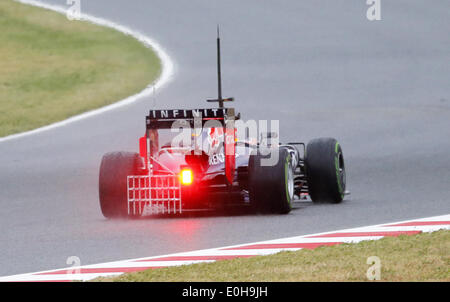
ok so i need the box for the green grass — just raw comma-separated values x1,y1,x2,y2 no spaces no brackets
0,0,161,137
96,230,450,282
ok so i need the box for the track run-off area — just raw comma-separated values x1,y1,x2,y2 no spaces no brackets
1,214,448,281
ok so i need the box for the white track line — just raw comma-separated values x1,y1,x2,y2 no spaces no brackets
0,214,448,282
0,0,175,143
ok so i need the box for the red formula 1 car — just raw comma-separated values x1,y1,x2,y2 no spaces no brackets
98,108,347,218
98,32,348,218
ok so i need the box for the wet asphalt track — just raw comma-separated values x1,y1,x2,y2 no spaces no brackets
0,0,449,276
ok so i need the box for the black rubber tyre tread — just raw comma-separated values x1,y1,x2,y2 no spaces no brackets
248,147,293,214
305,138,345,203
99,152,143,218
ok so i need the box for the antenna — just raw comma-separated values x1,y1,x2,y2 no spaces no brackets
207,26,234,108
217,25,223,108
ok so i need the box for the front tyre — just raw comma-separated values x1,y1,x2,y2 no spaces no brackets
99,152,143,218
305,138,346,203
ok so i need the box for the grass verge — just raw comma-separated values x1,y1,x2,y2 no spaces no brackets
97,230,449,282
0,0,161,137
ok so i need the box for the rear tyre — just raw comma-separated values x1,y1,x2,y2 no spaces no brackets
99,152,143,218
248,148,294,214
305,138,346,203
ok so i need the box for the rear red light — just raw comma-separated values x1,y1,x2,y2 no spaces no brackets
180,169,194,185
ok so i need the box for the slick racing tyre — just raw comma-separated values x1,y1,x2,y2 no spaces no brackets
99,152,143,218
305,138,346,203
248,147,294,214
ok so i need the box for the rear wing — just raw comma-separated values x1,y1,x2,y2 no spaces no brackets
146,108,234,129
143,108,237,185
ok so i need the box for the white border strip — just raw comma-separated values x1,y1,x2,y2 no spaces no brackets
0,0,175,143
